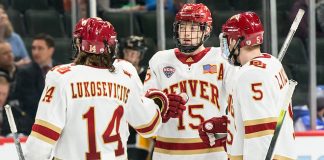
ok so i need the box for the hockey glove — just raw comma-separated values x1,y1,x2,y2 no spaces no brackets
145,89,186,123
198,116,228,147
145,89,169,121
166,93,186,119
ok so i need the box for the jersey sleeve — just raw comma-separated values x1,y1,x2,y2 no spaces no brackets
221,62,237,114
235,69,279,160
143,55,160,92
116,59,144,94
125,73,162,138
24,71,67,160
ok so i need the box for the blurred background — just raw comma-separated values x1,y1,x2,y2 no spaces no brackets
0,0,323,159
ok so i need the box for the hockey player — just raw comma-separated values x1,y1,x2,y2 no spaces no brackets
143,3,229,160
121,35,154,160
122,35,148,82
199,12,296,159
24,18,184,160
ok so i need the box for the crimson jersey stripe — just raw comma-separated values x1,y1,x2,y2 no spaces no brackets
245,122,277,134
32,124,60,141
136,109,160,134
155,139,223,150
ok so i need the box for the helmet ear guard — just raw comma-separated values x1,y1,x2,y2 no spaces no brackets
104,39,119,60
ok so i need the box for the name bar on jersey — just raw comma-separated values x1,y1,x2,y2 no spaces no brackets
70,81,130,104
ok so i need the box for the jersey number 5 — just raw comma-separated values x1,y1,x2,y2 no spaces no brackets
83,106,124,160
251,83,263,100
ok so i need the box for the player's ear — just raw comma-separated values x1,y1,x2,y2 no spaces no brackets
206,26,211,33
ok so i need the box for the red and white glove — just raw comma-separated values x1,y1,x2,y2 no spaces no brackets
166,93,186,118
198,116,228,148
145,89,186,123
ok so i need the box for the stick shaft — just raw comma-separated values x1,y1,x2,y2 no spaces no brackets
278,9,305,61
265,9,304,160
265,80,298,160
4,104,25,160
13,133,25,160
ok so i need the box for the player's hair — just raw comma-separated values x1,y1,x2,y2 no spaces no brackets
73,51,115,72
0,75,9,86
244,44,260,51
33,33,55,48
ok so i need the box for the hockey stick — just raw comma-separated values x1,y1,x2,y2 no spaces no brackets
265,9,305,160
278,9,305,62
265,80,297,160
4,104,25,160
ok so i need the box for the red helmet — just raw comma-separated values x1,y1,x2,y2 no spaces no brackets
174,3,212,53
80,19,117,54
73,17,103,38
73,18,87,38
175,3,212,26
222,12,264,47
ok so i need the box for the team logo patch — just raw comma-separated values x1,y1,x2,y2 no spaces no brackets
203,64,217,74
163,66,175,78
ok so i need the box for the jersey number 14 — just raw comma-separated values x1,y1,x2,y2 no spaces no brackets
83,106,124,160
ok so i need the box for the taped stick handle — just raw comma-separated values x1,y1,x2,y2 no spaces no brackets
4,104,25,160
4,104,18,133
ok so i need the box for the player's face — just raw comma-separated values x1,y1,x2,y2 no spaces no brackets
0,43,14,68
123,48,141,66
0,83,9,107
178,21,204,46
32,39,54,66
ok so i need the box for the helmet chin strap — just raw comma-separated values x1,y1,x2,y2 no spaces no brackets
228,37,244,66
179,44,202,54
178,28,210,54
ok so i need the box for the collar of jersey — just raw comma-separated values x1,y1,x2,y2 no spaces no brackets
251,53,271,60
175,47,211,66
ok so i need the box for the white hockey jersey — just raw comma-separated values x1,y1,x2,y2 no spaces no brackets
226,54,296,160
24,60,162,160
144,47,230,160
